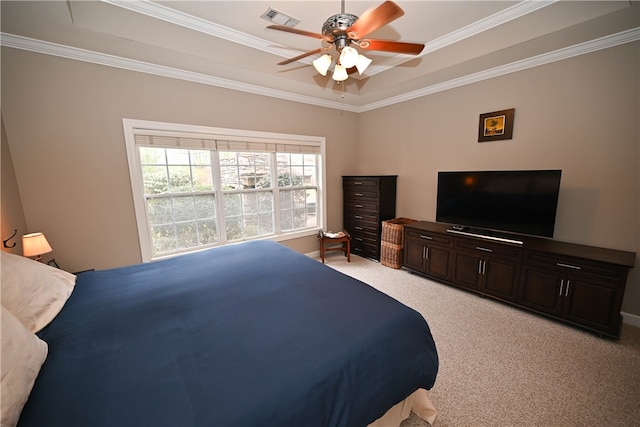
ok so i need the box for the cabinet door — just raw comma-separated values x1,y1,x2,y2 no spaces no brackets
425,245,451,281
404,239,427,272
483,256,520,301
562,276,620,334
519,266,563,315
452,252,482,290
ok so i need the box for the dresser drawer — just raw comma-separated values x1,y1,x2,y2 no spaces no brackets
344,189,379,200
455,238,522,259
344,177,379,189
351,239,379,258
344,211,378,224
344,199,379,212
524,251,624,280
344,220,378,235
406,229,453,247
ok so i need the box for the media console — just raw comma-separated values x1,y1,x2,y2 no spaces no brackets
403,221,636,338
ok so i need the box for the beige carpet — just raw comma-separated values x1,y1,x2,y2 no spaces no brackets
319,252,640,427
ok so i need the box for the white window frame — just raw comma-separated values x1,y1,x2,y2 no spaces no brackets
123,119,326,261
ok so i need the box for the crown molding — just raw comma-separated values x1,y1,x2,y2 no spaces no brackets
0,32,359,112
2,27,638,113
359,27,640,112
99,0,556,78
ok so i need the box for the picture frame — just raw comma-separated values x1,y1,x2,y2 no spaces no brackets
478,108,515,142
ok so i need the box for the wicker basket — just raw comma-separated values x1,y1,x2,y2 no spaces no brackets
380,241,404,269
381,218,418,245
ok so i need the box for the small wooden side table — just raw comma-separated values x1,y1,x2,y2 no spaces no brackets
318,231,351,263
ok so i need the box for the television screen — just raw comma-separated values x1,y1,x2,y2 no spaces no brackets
436,170,562,238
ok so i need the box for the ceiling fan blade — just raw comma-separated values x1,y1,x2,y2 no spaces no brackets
277,48,326,66
267,25,333,42
359,39,425,55
347,1,404,40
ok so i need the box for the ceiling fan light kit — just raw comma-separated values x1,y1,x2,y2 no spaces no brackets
268,1,424,84
313,54,333,76
332,64,349,82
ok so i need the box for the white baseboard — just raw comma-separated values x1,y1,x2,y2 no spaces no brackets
622,311,640,328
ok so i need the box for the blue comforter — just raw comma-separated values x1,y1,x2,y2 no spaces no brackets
20,240,438,427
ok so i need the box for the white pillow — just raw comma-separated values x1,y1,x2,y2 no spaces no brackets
1,250,76,332
1,305,48,427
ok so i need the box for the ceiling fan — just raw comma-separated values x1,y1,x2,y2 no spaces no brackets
267,0,424,81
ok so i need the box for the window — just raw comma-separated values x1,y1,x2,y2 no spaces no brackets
124,119,325,261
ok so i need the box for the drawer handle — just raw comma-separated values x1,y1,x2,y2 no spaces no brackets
355,193,364,197
557,262,581,270
355,237,363,241
355,204,363,208
354,215,363,219
420,235,433,240
354,182,363,185
355,226,363,230
476,246,493,253
559,279,564,296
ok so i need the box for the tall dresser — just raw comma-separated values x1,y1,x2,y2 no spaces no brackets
343,175,397,261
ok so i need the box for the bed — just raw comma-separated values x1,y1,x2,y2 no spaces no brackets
1,240,438,427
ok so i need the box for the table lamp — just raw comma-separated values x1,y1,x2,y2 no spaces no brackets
22,232,53,262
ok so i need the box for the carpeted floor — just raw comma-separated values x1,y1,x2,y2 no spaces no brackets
319,252,640,427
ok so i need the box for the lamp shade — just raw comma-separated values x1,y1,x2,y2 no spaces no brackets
355,54,373,75
312,54,332,76
332,64,348,81
339,46,359,69
22,233,52,258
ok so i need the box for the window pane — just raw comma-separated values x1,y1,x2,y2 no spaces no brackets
151,224,176,253
175,222,197,249
225,216,243,241
259,213,274,234
220,165,240,190
293,209,306,228
168,166,192,192
146,197,173,224
190,150,210,165
193,166,213,191
280,209,293,231
242,193,258,215
166,149,190,165
194,195,216,220
173,196,196,222
259,191,273,212
140,147,166,165
224,193,242,217
198,219,218,245
143,165,169,194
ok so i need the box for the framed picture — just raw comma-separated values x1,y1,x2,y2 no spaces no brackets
478,108,515,142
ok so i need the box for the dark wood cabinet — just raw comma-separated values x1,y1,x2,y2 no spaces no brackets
404,227,452,281
343,176,396,261
520,251,629,337
403,221,636,338
452,238,521,301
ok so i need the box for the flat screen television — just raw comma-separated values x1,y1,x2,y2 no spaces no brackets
436,170,562,238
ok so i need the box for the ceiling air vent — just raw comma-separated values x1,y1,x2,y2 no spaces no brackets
261,8,300,27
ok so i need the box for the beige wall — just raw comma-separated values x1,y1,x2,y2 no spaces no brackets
0,48,358,271
357,42,639,315
1,41,638,317
1,115,28,255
